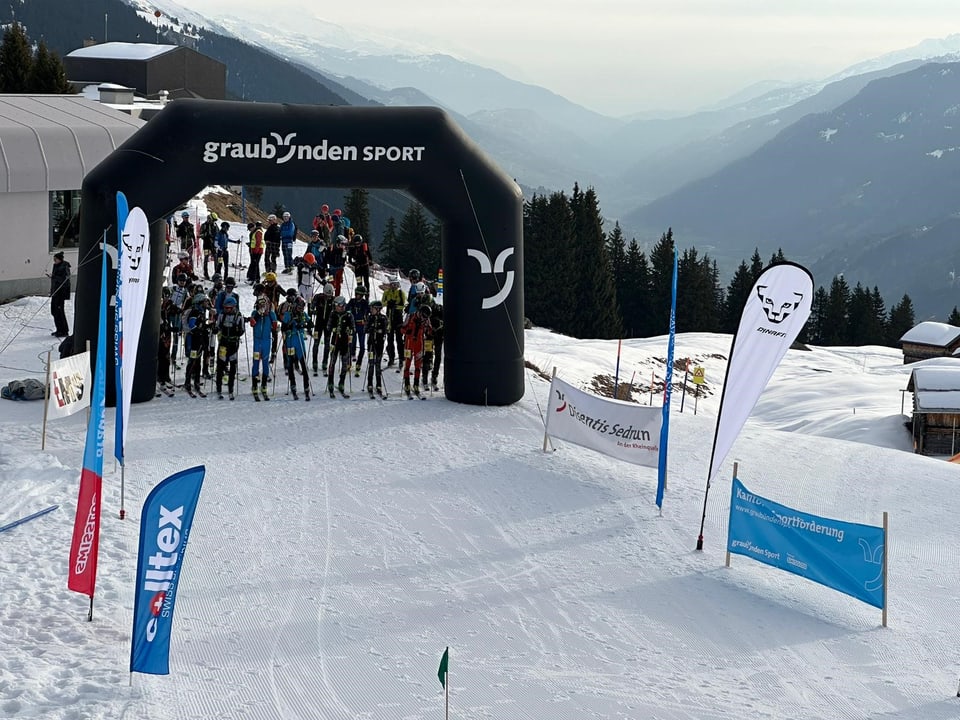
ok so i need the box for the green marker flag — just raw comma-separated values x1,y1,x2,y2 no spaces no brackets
438,646,449,688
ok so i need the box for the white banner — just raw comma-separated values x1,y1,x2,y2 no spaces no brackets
709,262,813,483
47,351,90,420
117,207,152,455
545,376,662,467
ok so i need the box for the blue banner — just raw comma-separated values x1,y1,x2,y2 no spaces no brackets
114,192,128,465
130,466,205,675
727,478,885,609
656,247,678,508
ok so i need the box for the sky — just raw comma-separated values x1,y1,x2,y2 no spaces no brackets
4,194,960,718
165,0,960,115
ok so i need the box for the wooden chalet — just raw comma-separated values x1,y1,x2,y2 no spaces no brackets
906,365,960,455
899,321,960,364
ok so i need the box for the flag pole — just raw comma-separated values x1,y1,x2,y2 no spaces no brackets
444,667,449,720
41,350,51,450
613,338,622,399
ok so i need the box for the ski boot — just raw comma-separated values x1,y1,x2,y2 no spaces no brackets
304,386,311,401
229,392,235,401
291,386,299,400
404,381,412,399
338,383,349,399
252,377,260,401
328,383,336,399
368,385,375,399
413,384,421,398
312,363,319,377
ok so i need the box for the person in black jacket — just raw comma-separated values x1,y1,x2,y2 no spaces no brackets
49,251,71,337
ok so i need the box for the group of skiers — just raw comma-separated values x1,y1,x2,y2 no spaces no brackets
161,208,443,401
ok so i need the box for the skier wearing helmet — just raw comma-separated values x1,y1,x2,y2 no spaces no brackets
175,210,195,257
215,295,245,400
326,295,355,398
198,212,219,279
248,296,277,401
365,299,389,398
279,288,312,400
260,271,287,362
347,285,370,377
310,282,336,376
401,302,434,398
379,275,406,368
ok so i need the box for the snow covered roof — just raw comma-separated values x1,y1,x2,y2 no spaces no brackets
899,321,960,347
65,43,178,61
907,366,960,411
0,95,143,192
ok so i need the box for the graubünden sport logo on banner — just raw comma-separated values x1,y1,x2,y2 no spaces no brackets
545,377,662,467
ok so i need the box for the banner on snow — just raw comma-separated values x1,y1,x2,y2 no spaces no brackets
545,376,662,467
727,478,885,609
115,196,152,465
130,465,205,675
708,262,813,485
67,250,108,599
47,351,90,420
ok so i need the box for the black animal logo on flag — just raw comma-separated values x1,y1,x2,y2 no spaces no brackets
123,230,147,272
757,286,803,324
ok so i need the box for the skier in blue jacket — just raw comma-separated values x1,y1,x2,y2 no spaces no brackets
279,211,297,274
248,296,277,401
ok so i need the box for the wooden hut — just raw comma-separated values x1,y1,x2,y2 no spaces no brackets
899,322,960,364
906,365,960,455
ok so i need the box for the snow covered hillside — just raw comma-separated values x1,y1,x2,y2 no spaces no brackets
1,233,959,717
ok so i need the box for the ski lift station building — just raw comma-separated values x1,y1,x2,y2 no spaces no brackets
0,94,143,301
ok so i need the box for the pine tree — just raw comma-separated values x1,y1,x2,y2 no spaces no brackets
677,247,720,333
385,202,434,276
768,248,787,265
568,185,621,338
0,23,32,93
806,286,830,345
722,260,754,334
648,229,676,336
343,189,371,238
605,222,627,317
948,306,960,326
887,295,916,347
379,217,399,272
523,192,577,333
847,283,876,345
620,240,651,337
749,248,764,281
821,275,851,345
870,287,888,342
28,41,73,94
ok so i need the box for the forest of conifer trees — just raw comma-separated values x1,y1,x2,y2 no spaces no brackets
376,182,936,348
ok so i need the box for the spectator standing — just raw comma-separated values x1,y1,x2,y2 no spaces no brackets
279,211,297,273
49,251,71,337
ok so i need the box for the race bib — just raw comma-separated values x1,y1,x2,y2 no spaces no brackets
424,340,433,352
190,350,198,359
253,351,260,361
219,347,227,360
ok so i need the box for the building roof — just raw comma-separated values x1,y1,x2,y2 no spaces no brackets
0,95,143,192
907,366,960,412
899,321,960,347
65,43,178,62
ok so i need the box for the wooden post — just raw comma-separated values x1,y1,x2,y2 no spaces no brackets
725,462,738,567
41,350,52,450
542,367,556,452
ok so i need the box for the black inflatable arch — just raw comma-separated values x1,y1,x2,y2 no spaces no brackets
74,99,524,406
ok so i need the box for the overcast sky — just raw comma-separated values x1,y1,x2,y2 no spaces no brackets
179,0,958,116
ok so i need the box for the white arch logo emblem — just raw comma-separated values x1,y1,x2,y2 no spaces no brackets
467,247,515,310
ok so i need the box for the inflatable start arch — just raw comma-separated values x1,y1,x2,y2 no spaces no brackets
74,99,524,406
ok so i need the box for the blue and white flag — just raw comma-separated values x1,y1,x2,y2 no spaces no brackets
727,478,885,609
656,247,678,508
130,466,205,675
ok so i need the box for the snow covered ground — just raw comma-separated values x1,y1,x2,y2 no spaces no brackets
2,243,960,718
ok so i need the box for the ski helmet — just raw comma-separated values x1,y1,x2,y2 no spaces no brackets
178,251,189,260
252,282,264,296
323,283,335,297
212,273,223,283
354,234,363,243
286,288,298,299
334,296,347,308
225,276,236,287
193,292,208,308
355,285,368,296
409,269,421,282
264,272,277,282
180,210,190,218
419,304,433,317
412,281,427,297
210,212,218,221
370,300,383,311
303,252,316,265
337,235,347,245
256,297,268,312
220,221,230,231
223,296,238,309
282,211,291,220
176,274,188,284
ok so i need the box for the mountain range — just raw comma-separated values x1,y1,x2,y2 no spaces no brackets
9,0,960,317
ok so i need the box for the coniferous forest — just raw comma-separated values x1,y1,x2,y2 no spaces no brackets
376,182,924,347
